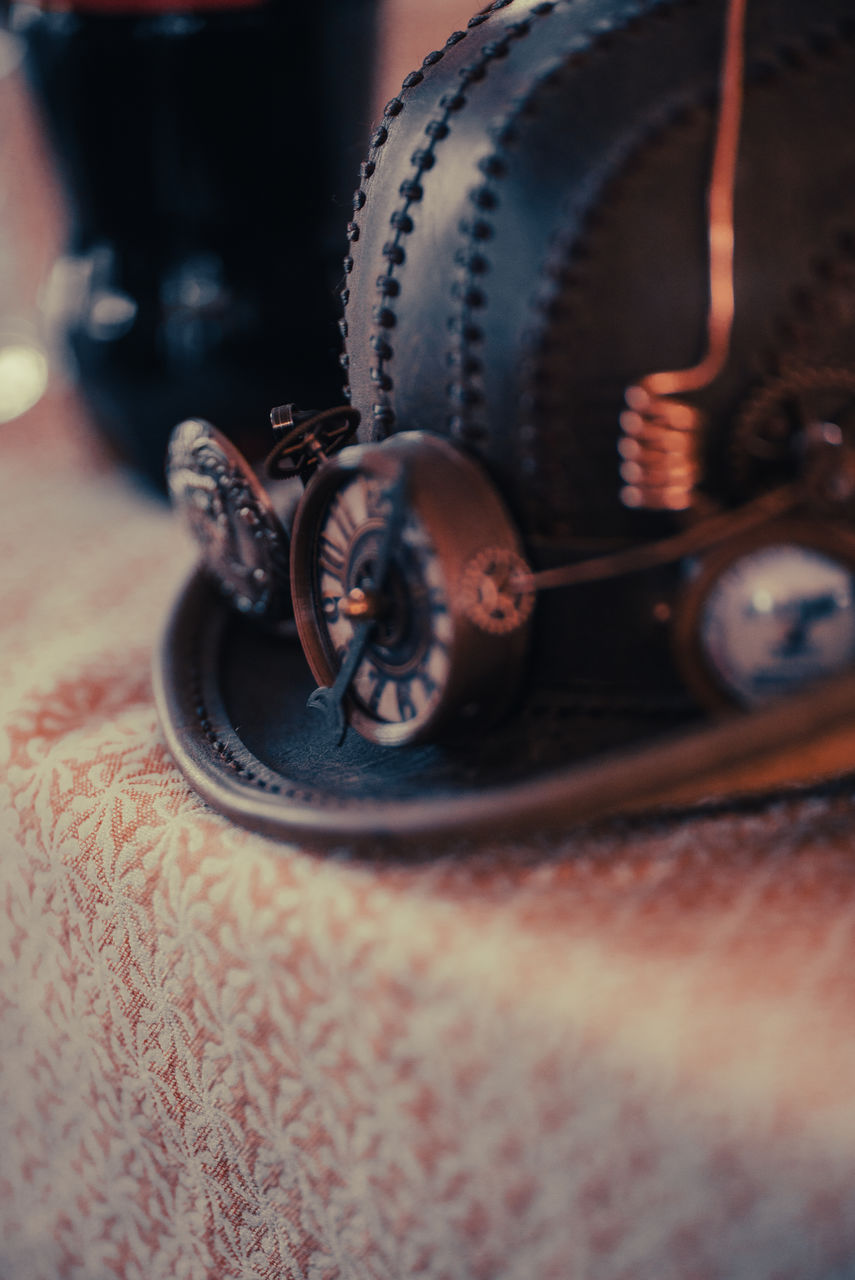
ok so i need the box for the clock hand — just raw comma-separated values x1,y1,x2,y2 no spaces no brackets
307,460,411,743
775,592,838,659
307,616,375,744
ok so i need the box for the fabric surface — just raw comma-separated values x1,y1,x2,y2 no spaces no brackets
4,385,855,1280
3,5,855,1273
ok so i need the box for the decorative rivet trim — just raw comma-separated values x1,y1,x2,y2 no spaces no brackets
478,154,507,178
470,186,498,210
376,275,400,297
382,242,406,264
371,335,393,358
346,0,561,444
411,149,435,170
398,179,424,202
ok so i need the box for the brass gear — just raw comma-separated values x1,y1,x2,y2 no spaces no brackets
460,546,535,637
730,364,855,493
730,241,855,493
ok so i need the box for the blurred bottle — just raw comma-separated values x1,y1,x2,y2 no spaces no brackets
9,0,377,486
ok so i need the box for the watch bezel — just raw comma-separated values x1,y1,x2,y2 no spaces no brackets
289,430,531,747
673,517,855,712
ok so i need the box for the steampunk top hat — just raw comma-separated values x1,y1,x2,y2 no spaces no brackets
156,0,855,844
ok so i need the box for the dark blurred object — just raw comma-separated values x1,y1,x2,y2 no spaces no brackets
10,0,376,487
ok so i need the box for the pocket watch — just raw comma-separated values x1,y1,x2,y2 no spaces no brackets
289,431,533,746
673,521,855,710
166,417,294,620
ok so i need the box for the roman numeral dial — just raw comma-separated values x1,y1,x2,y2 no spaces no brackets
290,432,532,747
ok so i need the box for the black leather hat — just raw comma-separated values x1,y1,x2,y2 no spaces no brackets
155,0,855,843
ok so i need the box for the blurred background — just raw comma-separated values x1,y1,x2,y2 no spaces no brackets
0,0,473,488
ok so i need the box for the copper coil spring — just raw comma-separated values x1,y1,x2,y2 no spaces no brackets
616,0,746,514
618,383,704,511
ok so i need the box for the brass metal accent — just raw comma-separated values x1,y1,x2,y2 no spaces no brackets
290,431,531,746
166,418,292,621
524,483,799,593
269,402,296,433
619,388,705,511
340,585,381,621
460,546,535,635
672,518,855,712
305,460,412,745
732,364,855,493
265,404,360,483
620,0,748,510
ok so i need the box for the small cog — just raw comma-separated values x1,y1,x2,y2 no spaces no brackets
731,364,855,493
460,546,535,635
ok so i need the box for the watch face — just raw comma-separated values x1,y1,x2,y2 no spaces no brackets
698,541,855,706
166,418,292,620
290,432,532,748
314,470,453,734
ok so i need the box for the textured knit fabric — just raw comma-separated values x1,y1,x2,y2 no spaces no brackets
3,385,855,1280
4,1,855,1269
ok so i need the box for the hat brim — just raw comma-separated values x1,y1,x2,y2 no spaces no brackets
153,569,855,846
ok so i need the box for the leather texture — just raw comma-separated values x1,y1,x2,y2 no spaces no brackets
154,568,855,844
341,0,855,699
344,0,855,523
8,381,855,1279
155,0,855,838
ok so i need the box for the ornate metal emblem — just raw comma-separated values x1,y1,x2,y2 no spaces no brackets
166,418,292,620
